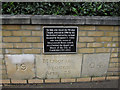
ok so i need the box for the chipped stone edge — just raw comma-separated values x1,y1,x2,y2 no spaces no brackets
1,15,120,25
1,76,119,84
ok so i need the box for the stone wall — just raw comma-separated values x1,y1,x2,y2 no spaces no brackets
1,15,120,80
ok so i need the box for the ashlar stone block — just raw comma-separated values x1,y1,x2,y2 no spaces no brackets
81,53,110,77
0,55,3,80
5,54,35,80
36,54,82,79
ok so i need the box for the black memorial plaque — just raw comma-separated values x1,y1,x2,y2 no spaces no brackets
43,27,77,53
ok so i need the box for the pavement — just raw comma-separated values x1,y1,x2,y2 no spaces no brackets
2,79,119,88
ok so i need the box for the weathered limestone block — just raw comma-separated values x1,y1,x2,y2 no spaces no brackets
81,53,110,77
0,55,3,80
5,54,35,80
0,55,3,62
36,54,82,79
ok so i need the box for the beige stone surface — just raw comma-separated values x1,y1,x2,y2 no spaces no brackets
81,53,110,77
45,79,59,83
0,55,3,61
11,80,27,83
61,78,75,82
106,76,119,80
1,80,10,84
92,77,105,81
77,77,91,82
36,54,82,79
5,54,35,80
28,79,43,83
0,55,3,80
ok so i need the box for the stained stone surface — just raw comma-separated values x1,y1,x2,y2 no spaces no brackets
36,54,82,79
0,55,3,64
5,54,35,80
81,53,110,77
0,55,3,80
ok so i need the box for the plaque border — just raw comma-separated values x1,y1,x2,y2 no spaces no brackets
43,26,78,54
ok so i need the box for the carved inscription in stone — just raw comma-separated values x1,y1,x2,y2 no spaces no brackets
16,64,27,71
81,53,110,77
5,55,35,79
36,54,82,79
